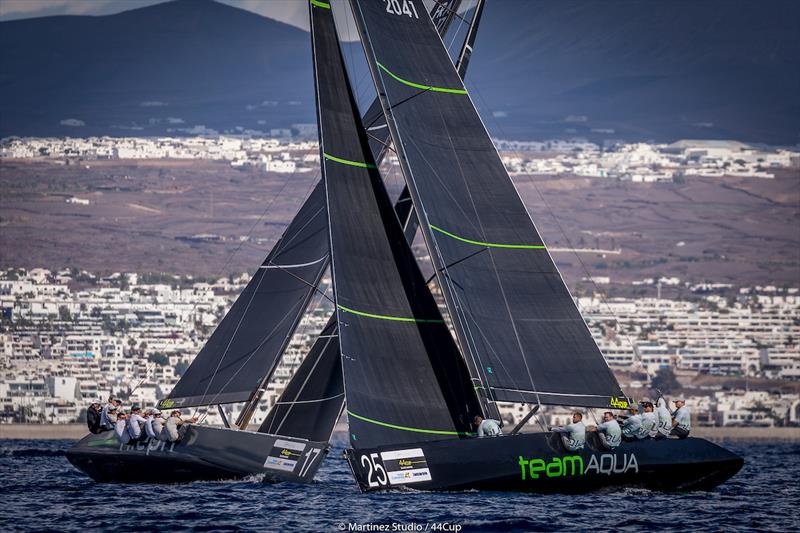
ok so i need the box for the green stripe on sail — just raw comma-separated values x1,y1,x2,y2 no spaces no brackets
430,224,547,249
347,410,473,436
310,0,331,8
324,153,376,168
337,304,444,324
377,62,467,95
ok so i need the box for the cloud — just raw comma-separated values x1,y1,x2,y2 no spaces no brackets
492,111,508,118
0,0,162,21
59,118,85,127
140,101,168,107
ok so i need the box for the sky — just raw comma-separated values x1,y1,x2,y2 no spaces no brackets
0,0,310,28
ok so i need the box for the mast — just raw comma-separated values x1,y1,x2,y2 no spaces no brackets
310,0,479,449
240,0,474,430
349,0,627,410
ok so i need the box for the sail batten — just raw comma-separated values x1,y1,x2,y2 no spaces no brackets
350,0,626,409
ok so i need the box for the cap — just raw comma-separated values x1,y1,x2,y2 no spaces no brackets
108,405,117,411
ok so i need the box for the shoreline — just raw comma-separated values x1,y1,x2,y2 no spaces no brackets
1,424,798,442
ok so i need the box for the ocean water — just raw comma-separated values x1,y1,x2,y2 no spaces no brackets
1,436,798,533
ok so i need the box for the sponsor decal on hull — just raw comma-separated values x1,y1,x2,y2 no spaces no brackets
518,453,638,480
264,439,306,472
380,448,432,485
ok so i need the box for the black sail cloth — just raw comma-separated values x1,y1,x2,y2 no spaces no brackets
310,0,479,449
161,184,329,409
256,0,473,441
163,0,471,413
349,0,626,409
258,320,344,442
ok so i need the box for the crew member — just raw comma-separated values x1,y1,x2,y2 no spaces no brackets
671,399,691,438
127,406,147,443
588,411,621,449
144,409,163,440
641,402,657,439
473,415,502,437
161,410,197,442
100,397,119,431
114,411,130,444
550,411,586,451
621,406,642,441
655,398,672,439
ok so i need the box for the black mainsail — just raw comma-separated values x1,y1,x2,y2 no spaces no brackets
350,0,626,409
311,0,479,449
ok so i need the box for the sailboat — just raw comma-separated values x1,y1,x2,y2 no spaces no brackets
65,0,473,484
308,0,743,493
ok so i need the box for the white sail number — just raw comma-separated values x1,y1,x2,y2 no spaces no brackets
360,453,388,488
385,0,419,19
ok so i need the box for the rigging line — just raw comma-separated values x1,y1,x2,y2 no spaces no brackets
274,392,344,406
260,255,328,270
265,326,337,435
278,264,335,306
430,0,470,26
268,201,326,257
197,296,308,410
468,81,629,389
443,0,470,56
194,263,272,412
424,247,488,284
433,97,540,402
365,130,396,155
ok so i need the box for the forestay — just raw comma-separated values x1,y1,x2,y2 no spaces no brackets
311,0,479,449
350,0,627,409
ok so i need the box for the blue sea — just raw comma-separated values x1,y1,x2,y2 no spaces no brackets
1,436,798,533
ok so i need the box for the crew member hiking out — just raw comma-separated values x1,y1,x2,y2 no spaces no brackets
621,406,643,442
473,415,502,437
655,398,672,439
671,399,691,438
640,402,657,439
551,411,586,451
588,411,621,449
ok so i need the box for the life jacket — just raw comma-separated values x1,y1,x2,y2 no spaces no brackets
86,404,102,434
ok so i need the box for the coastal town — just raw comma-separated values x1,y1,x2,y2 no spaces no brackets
2,135,798,183
2,266,798,429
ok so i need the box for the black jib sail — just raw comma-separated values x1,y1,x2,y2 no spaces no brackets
310,0,479,449
258,320,344,442
161,184,329,409
350,0,626,409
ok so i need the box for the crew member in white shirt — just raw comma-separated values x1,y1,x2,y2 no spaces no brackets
551,412,586,451
671,399,691,439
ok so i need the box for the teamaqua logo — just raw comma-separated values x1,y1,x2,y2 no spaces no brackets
518,453,638,480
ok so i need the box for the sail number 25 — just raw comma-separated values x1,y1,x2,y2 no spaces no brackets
360,453,388,488
385,0,419,19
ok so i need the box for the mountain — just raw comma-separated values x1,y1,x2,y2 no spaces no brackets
1,0,798,144
0,0,315,138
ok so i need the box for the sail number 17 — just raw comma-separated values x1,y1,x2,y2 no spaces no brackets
385,0,419,19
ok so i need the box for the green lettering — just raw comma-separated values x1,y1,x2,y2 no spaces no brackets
562,456,584,477
546,458,564,478
518,456,529,480
529,458,545,479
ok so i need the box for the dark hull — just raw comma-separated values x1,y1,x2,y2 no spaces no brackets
66,425,329,483
344,432,743,493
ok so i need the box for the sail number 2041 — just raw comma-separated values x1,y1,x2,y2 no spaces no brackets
385,0,419,19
